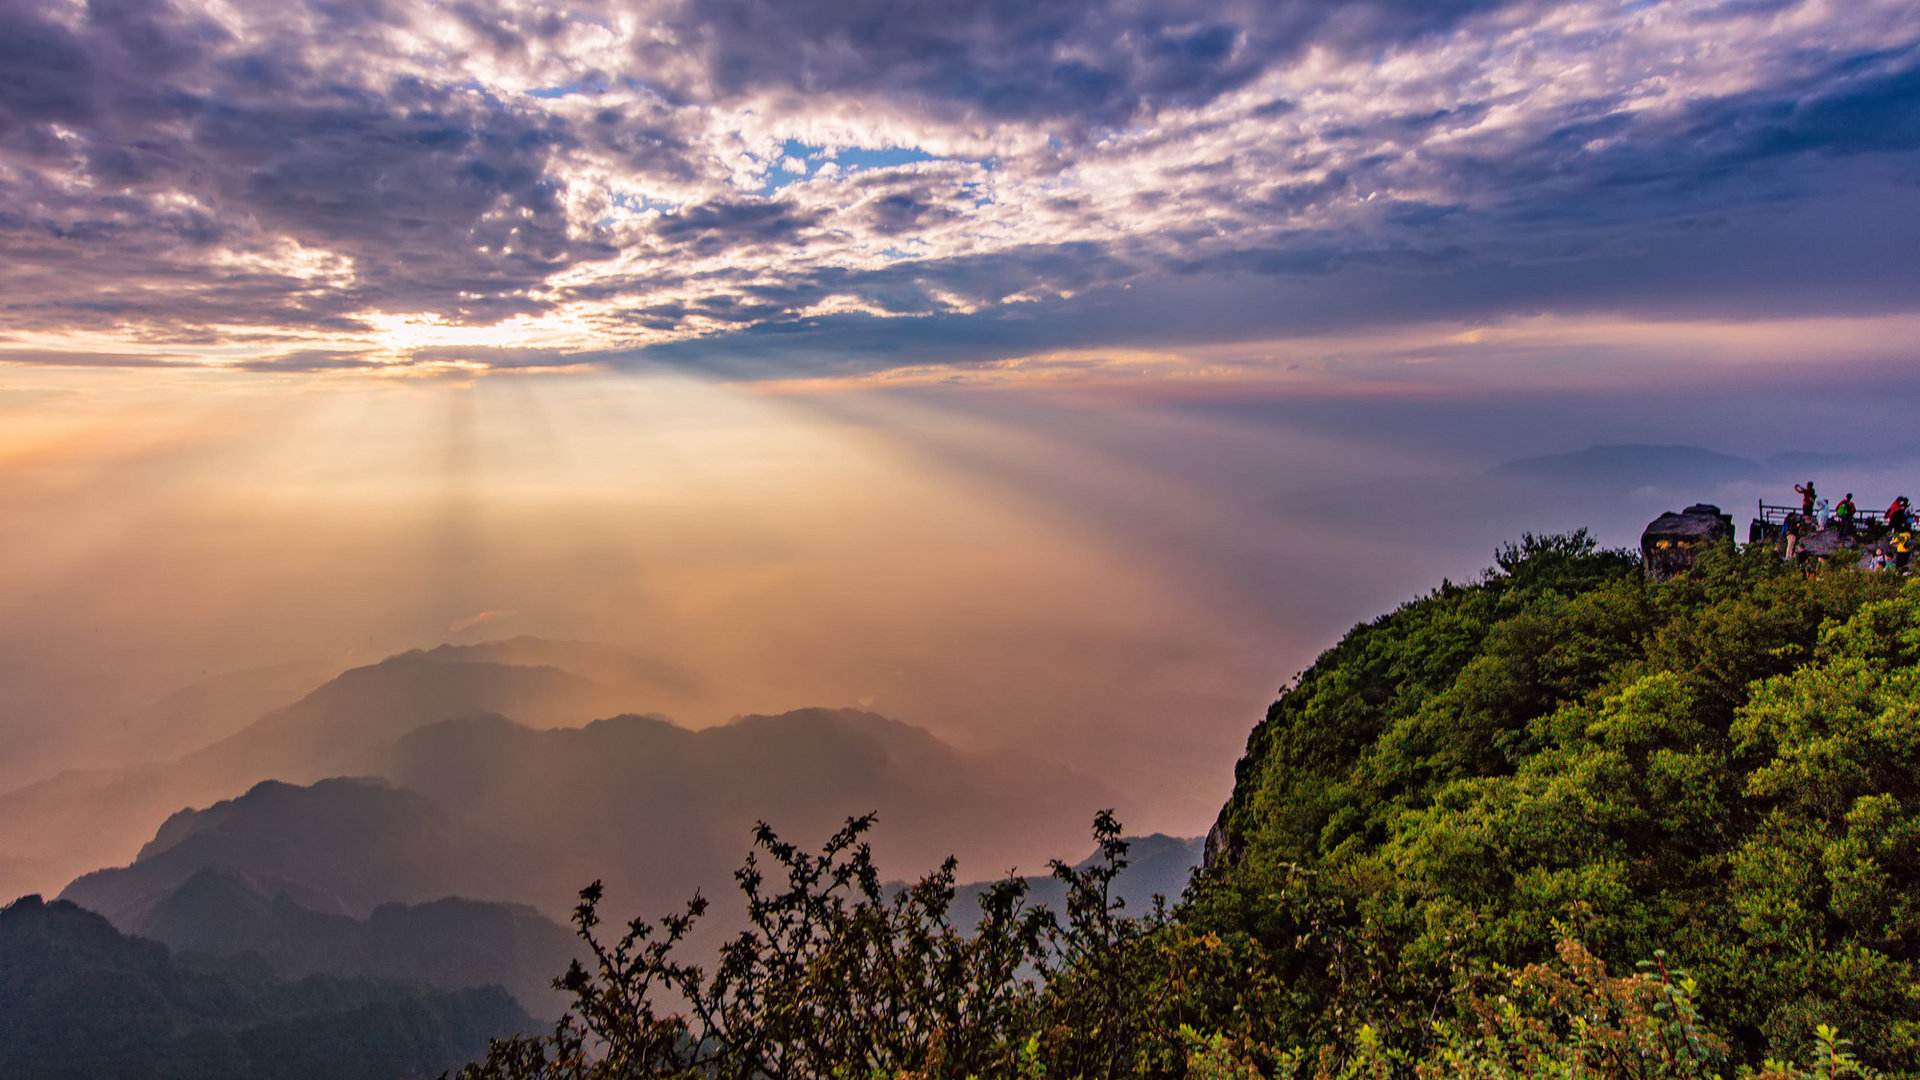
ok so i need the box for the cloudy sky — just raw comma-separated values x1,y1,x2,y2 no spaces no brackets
3,0,1920,850
3,0,1917,382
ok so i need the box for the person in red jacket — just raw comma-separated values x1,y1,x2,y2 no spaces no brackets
1795,480,1818,517
1889,496,1912,533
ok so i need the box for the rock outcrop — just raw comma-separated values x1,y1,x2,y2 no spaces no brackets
1641,503,1734,578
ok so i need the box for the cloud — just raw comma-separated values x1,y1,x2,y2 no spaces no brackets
446,609,511,634
652,197,823,255
230,350,386,372
0,349,187,369
632,0,1519,127
0,0,1917,379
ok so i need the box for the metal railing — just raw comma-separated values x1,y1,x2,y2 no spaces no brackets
1756,500,1890,526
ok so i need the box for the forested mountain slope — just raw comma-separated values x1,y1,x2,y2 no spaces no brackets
1191,534,1920,1070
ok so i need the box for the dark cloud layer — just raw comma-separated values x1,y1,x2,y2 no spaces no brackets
0,0,1917,374
636,0,1516,127
0,0,613,333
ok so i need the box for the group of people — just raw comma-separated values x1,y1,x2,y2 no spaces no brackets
1782,480,1913,571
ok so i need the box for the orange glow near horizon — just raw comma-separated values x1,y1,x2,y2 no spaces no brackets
4,311,1916,899
0,366,1295,838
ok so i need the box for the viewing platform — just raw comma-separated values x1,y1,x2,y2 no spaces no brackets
1643,496,1913,579
1749,500,1889,543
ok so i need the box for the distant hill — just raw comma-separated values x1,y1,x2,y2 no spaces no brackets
418,637,701,702
947,833,1202,920
0,894,531,1080
56,710,1109,963
98,660,338,767
0,638,695,899
0,764,192,903
138,868,577,1019
180,654,623,784
1764,450,1863,474
1490,444,1763,487
61,778,479,928
1489,443,1870,491
383,708,1116,916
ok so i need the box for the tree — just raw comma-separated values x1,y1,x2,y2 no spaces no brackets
456,813,1155,1080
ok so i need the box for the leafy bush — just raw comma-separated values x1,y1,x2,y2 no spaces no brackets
457,811,1173,1079
456,535,1920,1078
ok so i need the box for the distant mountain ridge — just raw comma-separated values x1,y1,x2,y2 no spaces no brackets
0,895,531,1080
383,708,1114,914
179,655,621,784
1492,444,1760,485
64,778,475,927
1489,443,1872,485
14,637,1113,1044
947,833,1203,920
0,637,700,900
139,868,576,1019
53,707,1109,982
100,660,339,767
415,636,700,698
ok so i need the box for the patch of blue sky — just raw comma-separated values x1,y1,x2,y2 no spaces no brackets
835,145,938,171
957,177,993,210
614,191,678,212
526,72,613,99
598,190,680,226
756,139,945,195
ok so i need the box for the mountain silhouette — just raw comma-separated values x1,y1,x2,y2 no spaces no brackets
53,706,1108,982
1489,443,1876,491
0,638,689,900
1490,444,1765,487
0,894,531,1080
180,654,622,783
137,867,576,1019
99,660,338,767
382,708,1115,916
417,636,701,701
61,778,478,929
945,832,1203,921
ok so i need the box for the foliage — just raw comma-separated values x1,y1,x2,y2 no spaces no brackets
458,534,1920,1078
1419,938,1731,1079
1396,938,1880,1080
1191,539,1919,1073
458,811,1180,1079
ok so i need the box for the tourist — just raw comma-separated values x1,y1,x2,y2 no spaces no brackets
1814,496,1832,529
1897,531,1914,574
1890,496,1913,533
1795,480,1818,518
1835,493,1857,538
1783,511,1802,560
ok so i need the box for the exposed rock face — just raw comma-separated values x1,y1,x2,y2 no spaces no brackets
1794,527,1854,560
1203,802,1238,870
1641,503,1734,579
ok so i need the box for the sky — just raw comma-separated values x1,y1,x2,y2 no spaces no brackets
2,0,1918,380
3,0,1920,853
